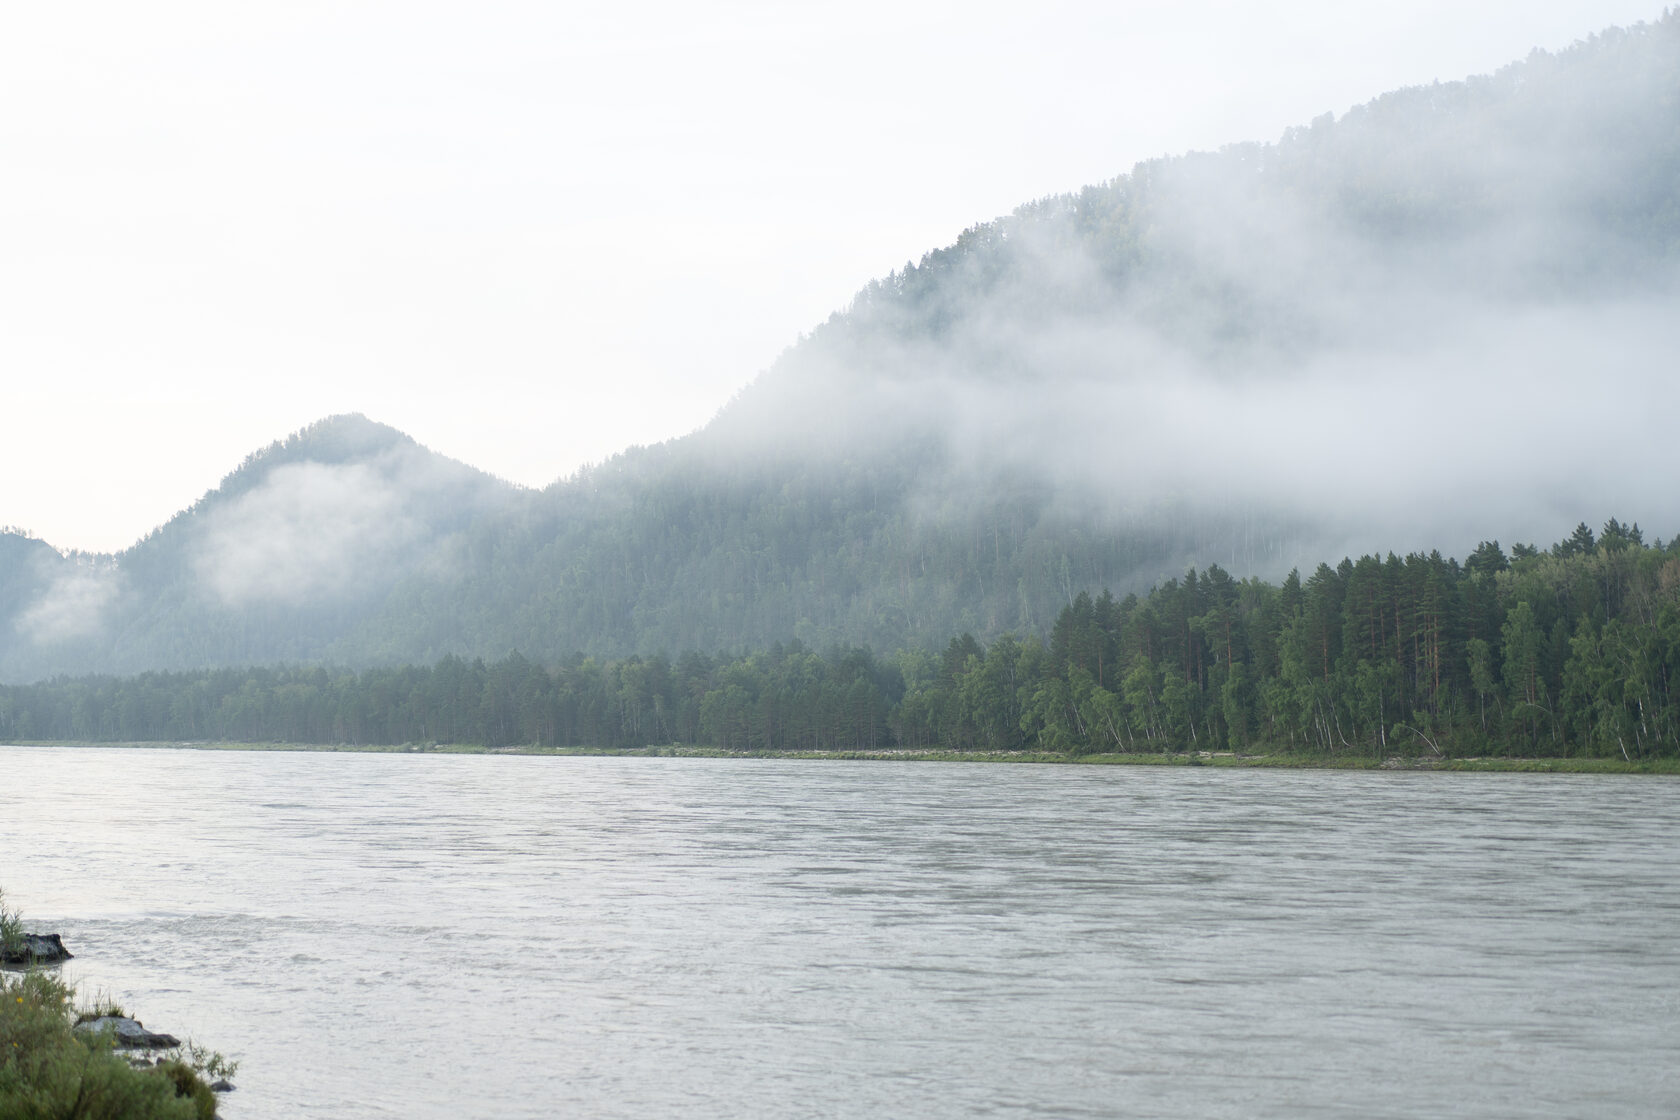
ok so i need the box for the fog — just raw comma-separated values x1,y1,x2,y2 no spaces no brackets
910,294,1680,563
190,432,520,609
193,459,428,606
711,20,1680,570
1,424,515,677
17,560,121,645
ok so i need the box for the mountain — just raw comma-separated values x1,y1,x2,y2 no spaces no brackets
4,16,1679,683
0,415,520,680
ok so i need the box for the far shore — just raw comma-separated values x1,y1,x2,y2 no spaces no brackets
5,741,1679,774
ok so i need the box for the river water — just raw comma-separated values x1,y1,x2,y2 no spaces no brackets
1,746,1676,1118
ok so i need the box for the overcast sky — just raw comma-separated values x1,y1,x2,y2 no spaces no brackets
1,0,1664,553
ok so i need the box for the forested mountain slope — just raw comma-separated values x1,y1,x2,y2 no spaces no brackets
0,415,521,679
9,521,1677,762
4,16,1679,681
328,16,1680,667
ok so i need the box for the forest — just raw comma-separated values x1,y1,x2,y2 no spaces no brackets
6,520,1676,760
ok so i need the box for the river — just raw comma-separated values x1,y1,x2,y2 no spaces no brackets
2,746,1677,1118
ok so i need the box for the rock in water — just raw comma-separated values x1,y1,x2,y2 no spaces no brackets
0,932,73,965
74,1016,182,1049
209,1080,236,1092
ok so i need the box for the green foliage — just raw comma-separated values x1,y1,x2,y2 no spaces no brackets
0,893,21,960
177,1044,236,1086
150,1061,216,1120
3,521,1678,760
0,890,233,1119
0,965,219,1120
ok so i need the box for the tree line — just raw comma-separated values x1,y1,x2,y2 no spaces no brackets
3,521,1676,758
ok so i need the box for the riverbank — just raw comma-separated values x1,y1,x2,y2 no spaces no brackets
7,741,1679,773
0,891,235,1119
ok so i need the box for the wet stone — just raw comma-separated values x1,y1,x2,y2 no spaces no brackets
73,1016,182,1050
0,933,74,966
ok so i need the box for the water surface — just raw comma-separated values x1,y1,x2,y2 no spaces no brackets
3,747,1676,1118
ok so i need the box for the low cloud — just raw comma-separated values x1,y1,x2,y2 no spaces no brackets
706,26,1680,575
18,560,121,644
189,441,498,606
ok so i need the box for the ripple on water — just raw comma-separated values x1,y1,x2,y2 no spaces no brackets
2,749,1678,1120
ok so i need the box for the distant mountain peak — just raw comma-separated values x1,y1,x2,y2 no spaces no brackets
261,412,414,465
112,412,518,564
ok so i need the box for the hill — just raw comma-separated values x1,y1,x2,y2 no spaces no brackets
4,16,1679,682
1,415,520,679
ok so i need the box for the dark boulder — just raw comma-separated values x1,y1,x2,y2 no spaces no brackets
209,1080,236,1092
74,1016,182,1050
0,932,73,965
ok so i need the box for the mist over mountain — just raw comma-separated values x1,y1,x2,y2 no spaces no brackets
1,415,520,679
719,15,1680,545
4,16,1678,682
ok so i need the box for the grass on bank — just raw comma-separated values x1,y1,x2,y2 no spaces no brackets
0,902,20,965
0,891,231,1120
10,740,1680,773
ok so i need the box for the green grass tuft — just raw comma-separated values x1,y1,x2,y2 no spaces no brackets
0,891,22,959
72,988,128,1025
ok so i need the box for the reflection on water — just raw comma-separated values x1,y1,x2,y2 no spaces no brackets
3,747,1677,1119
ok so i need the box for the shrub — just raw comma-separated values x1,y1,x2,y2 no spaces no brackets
1,891,228,1120
153,1060,218,1120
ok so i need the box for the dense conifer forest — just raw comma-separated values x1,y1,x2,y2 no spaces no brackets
6,522,1676,759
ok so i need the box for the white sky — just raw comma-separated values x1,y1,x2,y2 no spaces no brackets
1,0,1664,554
